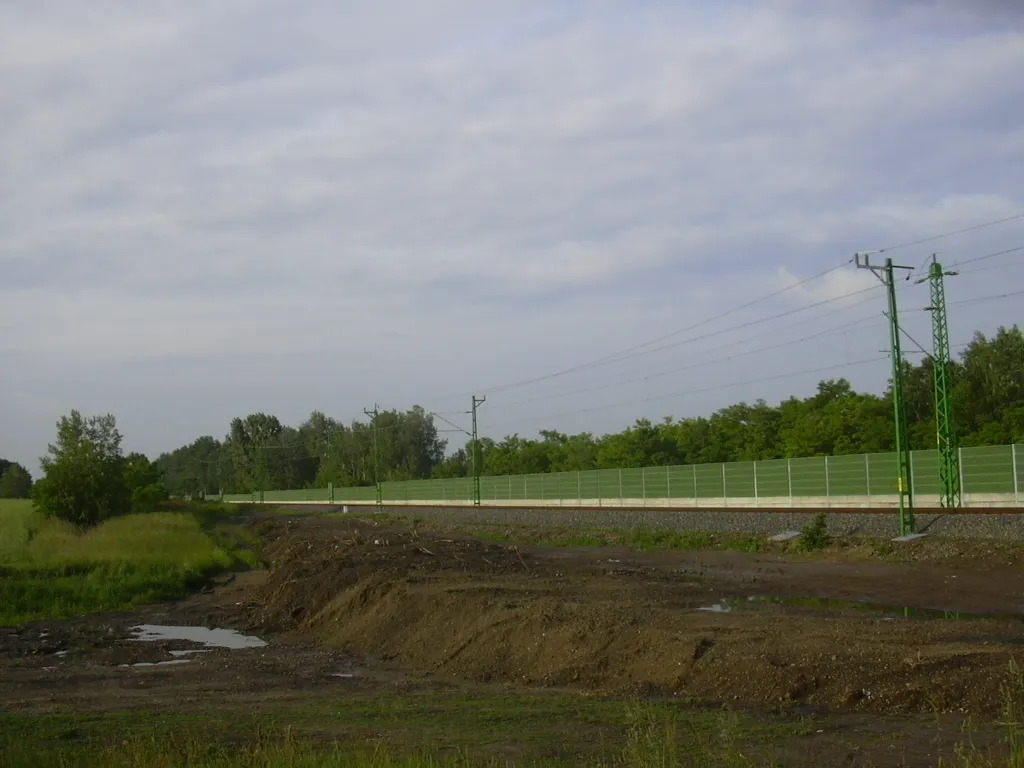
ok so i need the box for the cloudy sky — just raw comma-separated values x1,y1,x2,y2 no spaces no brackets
2,0,1023,472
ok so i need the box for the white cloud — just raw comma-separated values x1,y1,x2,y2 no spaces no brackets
1,0,1023,471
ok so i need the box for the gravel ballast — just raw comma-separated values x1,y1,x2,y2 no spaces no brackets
328,504,1024,540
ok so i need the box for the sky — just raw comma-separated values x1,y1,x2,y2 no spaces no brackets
2,0,1023,473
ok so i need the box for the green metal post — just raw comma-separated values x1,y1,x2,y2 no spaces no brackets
885,258,915,535
856,253,916,535
364,404,382,508
927,257,962,509
471,395,486,507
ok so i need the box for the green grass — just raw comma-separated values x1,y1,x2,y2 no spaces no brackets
0,695,797,767
3,670,1022,767
0,499,254,626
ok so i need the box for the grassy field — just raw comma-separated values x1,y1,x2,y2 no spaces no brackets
0,499,255,626
0,693,815,767
2,679,1022,767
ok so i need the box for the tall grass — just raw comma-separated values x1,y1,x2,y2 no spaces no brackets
942,659,1024,768
0,499,247,626
0,704,761,768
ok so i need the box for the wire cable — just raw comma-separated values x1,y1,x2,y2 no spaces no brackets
867,212,1024,255
486,356,888,429
498,310,889,408
527,284,884,375
951,244,1024,268
948,289,1024,307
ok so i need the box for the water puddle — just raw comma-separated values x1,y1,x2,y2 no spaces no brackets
697,603,731,614
119,659,193,669
130,625,267,649
696,596,1024,622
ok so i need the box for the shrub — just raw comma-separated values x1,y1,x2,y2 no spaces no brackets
798,513,832,551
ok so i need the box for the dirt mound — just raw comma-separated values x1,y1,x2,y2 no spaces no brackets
246,517,532,633
244,516,1021,716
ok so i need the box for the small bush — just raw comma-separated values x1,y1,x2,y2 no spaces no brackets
796,513,832,552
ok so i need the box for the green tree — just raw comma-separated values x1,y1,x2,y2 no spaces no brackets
156,436,224,497
32,411,130,527
225,413,284,492
955,326,1024,445
123,452,168,511
0,462,33,499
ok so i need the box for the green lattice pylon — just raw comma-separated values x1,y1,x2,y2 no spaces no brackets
928,258,961,508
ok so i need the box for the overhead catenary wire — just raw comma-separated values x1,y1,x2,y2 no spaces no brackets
484,356,888,430
498,306,891,409
904,288,1024,312
951,244,1024,268
867,212,1024,255
507,284,888,405
404,212,1024,409
476,284,885,401
948,289,1024,307
954,261,1024,278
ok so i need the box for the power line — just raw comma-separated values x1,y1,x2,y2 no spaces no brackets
955,261,1024,278
488,356,888,429
431,411,471,436
951,244,1024,268
571,263,850,365
477,284,884,400
543,284,884,373
461,263,855,398
478,214,1024,399
948,289,1024,307
512,285,887,404
868,212,1024,255
499,309,889,408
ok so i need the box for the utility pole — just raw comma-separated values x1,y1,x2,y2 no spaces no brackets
855,253,917,535
363,404,382,508
920,255,962,509
325,425,333,503
471,395,486,506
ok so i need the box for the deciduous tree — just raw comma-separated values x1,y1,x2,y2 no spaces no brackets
0,462,32,499
32,411,130,527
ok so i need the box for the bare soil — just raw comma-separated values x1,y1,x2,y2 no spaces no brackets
3,513,1023,765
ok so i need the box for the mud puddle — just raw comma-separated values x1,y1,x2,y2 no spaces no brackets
130,624,267,649
699,596,1024,622
111,625,268,668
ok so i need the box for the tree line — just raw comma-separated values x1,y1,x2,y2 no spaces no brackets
0,459,33,499
154,325,1024,496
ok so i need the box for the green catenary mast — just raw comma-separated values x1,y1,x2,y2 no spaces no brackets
364,404,382,508
926,256,961,509
855,253,916,536
471,395,486,507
